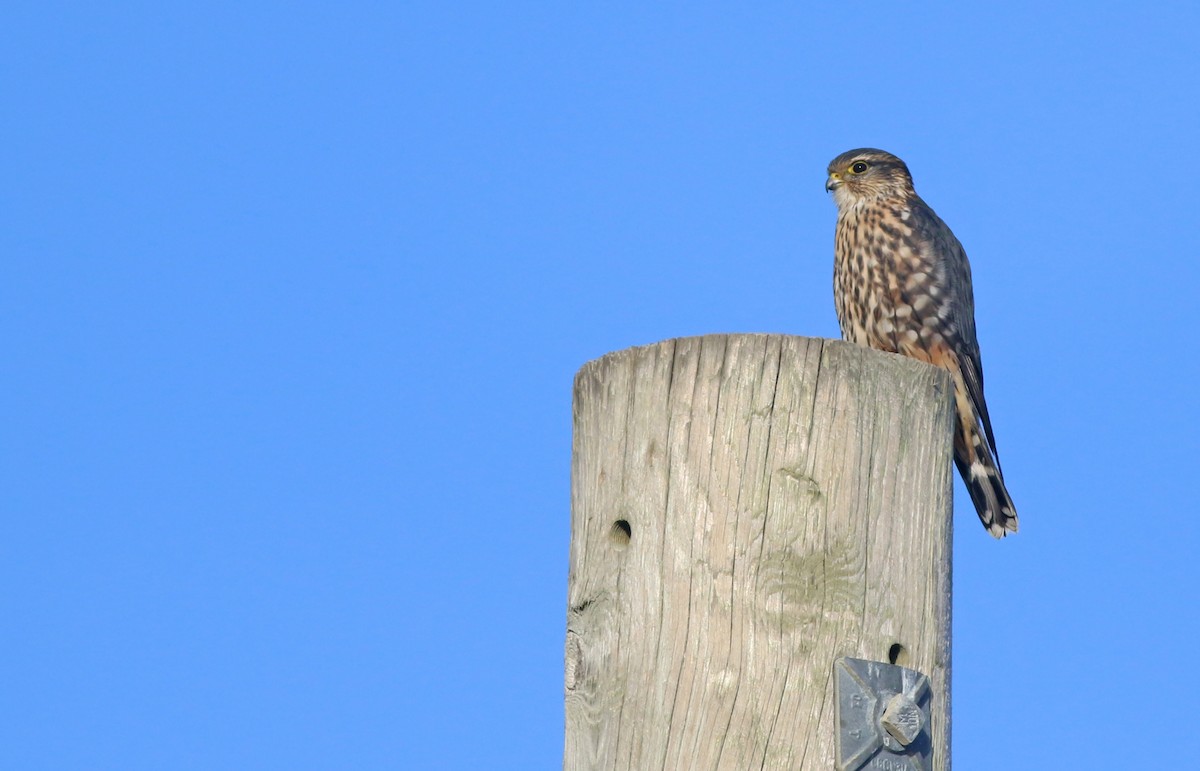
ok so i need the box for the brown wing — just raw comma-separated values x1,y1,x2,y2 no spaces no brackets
904,196,1003,470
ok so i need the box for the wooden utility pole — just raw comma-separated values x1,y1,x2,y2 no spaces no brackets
565,334,954,770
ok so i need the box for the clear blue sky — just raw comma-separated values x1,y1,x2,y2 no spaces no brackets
4,3,1198,769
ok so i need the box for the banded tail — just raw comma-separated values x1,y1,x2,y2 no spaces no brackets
955,415,1018,538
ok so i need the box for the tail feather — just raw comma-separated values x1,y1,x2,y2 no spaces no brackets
943,355,1019,538
888,337,1017,537
955,452,1018,538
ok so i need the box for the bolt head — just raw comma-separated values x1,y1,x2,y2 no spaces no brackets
880,693,926,746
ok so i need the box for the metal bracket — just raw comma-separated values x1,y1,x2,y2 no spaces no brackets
834,656,932,771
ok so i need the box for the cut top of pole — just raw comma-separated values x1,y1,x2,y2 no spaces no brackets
566,334,954,771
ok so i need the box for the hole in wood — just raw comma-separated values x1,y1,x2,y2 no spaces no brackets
609,519,631,547
888,642,909,667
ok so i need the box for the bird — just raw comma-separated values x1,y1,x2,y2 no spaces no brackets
825,148,1017,537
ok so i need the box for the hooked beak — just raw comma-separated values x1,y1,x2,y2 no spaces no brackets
825,173,841,192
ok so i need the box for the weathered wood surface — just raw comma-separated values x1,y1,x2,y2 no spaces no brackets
565,334,954,770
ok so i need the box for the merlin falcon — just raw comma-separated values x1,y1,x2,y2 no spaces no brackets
825,148,1017,537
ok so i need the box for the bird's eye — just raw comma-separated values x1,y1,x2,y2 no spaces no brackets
851,161,869,174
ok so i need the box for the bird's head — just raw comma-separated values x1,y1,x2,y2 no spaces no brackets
825,148,914,209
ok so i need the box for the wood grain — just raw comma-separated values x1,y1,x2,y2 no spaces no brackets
566,334,954,770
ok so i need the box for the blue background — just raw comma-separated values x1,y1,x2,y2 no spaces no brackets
5,3,1197,768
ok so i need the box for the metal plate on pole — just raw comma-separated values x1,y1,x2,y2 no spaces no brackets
834,656,933,771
